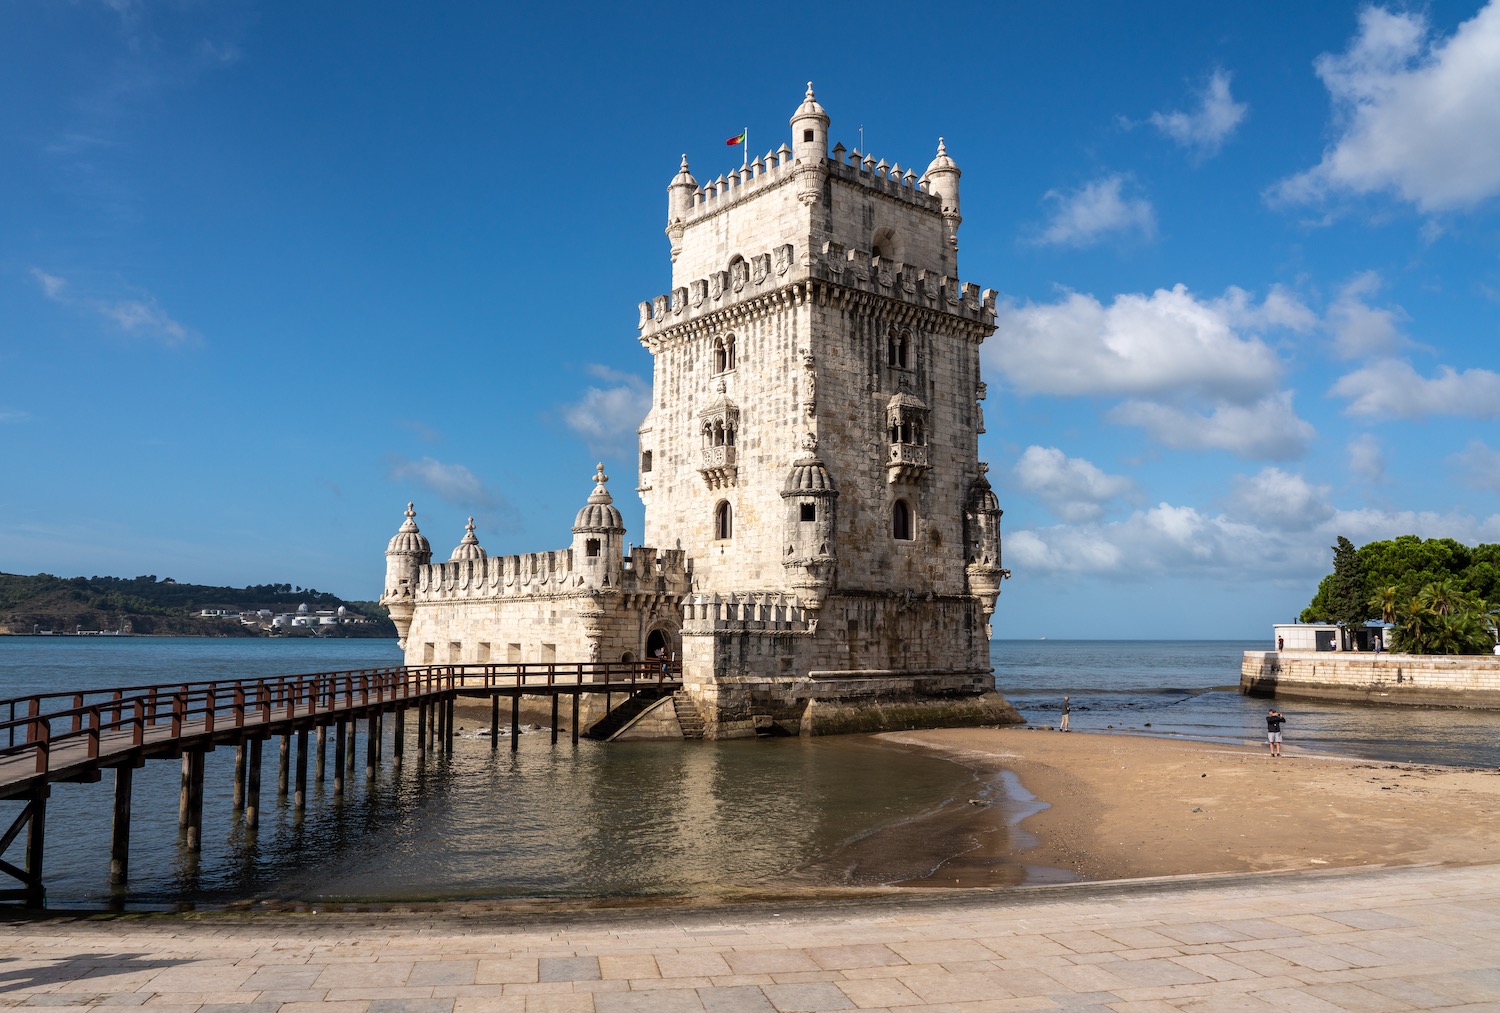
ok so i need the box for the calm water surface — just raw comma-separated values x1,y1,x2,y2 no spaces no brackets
0,636,1494,908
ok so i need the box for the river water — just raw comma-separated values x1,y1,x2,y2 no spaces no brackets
0,636,1493,909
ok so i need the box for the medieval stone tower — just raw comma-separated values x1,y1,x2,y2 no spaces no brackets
383,84,1015,736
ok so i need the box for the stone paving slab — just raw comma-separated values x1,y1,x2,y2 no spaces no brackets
2,865,1500,1012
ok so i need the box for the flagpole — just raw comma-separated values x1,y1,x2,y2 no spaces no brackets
743,127,748,169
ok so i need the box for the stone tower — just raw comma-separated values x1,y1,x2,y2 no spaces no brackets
381,503,432,649
636,84,1013,734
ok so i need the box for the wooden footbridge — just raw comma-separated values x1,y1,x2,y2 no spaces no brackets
0,661,680,908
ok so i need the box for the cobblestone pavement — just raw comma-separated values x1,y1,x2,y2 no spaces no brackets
2,864,1498,1012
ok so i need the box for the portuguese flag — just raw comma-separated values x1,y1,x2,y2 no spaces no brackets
726,129,747,147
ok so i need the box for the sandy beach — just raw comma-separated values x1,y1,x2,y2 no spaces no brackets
881,726,1500,885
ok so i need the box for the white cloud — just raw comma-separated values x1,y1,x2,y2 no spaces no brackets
386,455,498,510
1107,393,1314,460
560,365,651,455
1347,433,1387,484
1332,358,1500,418
1150,68,1248,158
1271,2,1500,211
1450,440,1500,493
993,285,1283,402
1226,468,1334,532
1032,175,1155,247
1327,272,1408,358
0,408,31,424
31,267,198,346
1013,446,1134,522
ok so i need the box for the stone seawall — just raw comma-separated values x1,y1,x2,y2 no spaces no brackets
1241,651,1500,709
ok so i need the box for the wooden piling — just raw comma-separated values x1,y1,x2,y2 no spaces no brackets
572,692,580,745
25,787,47,909
232,741,245,809
417,699,427,756
333,720,346,797
277,733,290,797
245,737,262,830
316,725,326,783
446,696,456,753
551,695,559,745
294,729,308,812
510,694,520,753
345,716,357,781
393,708,404,768
185,750,205,853
109,765,132,885
178,754,192,829
490,696,499,750
365,714,377,779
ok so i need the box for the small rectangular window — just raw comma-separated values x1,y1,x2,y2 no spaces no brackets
586,538,601,557
542,643,557,663
800,503,816,522
422,643,435,663
507,643,521,663
448,641,462,663
478,642,491,663
803,129,814,142
641,450,653,473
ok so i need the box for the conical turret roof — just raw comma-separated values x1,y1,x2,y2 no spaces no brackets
386,503,432,555
450,517,487,561
573,464,625,532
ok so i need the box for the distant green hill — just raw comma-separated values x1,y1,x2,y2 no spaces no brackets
0,572,394,637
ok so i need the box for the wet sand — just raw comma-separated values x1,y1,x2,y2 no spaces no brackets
881,726,1500,885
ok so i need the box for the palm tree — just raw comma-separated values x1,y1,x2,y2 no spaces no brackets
1368,585,1399,626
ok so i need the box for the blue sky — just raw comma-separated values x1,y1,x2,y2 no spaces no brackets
4,1,1500,639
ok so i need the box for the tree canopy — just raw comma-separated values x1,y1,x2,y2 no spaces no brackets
1302,536,1498,655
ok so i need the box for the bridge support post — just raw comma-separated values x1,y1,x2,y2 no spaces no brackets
294,729,308,812
333,720,346,797
346,717,358,781
245,737,262,831
446,696,456,753
551,696,559,745
185,750,205,853
316,726,326,783
393,708,405,768
572,693,580,745
109,765,132,885
232,742,246,810
24,786,47,909
375,710,383,765
365,715,378,779
490,696,499,751
277,734,290,797
511,695,520,753
178,754,191,829
417,700,428,756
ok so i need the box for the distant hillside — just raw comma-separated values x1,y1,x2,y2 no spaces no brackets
0,573,395,637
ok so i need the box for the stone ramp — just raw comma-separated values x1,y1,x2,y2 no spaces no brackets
4,862,1499,1011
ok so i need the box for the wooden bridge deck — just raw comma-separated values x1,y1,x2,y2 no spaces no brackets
0,660,681,906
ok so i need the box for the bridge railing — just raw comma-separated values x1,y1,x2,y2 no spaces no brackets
0,660,680,781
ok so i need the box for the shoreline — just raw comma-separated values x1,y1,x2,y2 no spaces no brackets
880,726,1500,885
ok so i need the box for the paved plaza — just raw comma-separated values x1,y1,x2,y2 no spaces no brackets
2,864,1498,1012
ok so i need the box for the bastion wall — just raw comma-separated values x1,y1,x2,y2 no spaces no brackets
1241,651,1500,709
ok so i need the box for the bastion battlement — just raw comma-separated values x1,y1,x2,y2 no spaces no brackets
413,546,687,602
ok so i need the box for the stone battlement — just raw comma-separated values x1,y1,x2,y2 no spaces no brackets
414,547,686,601
639,240,996,339
680,592,812,634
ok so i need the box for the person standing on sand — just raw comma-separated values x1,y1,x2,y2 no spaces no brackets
1059,695,1071,732
1266,708,1286,757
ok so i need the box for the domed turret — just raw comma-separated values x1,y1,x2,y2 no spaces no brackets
781,433,838,613
921,137,962,250
381,502,432,648
666,154,698,261
964,465,1008,636
790,82,830,206
572,464,626,592
573,463,625,533
450,517,487,562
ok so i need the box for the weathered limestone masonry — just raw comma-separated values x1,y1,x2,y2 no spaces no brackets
382,85,1021,737
1242,651,1500,709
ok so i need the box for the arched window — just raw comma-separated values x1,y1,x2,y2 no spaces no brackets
714,334,736,373
886,328,909,369
892,500,913,541
715,501,733,540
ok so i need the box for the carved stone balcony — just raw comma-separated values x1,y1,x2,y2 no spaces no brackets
886,442,928,484
699,444,738,489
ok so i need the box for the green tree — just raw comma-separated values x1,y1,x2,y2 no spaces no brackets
1325,536,1368,647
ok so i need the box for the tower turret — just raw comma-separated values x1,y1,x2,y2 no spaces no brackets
381,502,432,648
449,517,486,561
964,465,1008,637
665,155,698,262
571,463,626,590
790,82,829,206
921,137,962,251
781,433,838,616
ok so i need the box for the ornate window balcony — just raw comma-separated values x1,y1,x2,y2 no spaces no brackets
887,442,928,484
700,445,737,489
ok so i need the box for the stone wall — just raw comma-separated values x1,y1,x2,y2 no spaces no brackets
1241,651,1500,709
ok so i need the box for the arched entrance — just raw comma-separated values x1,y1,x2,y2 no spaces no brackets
644,626,678,667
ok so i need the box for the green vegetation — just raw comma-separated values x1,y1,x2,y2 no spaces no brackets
1302,536,1500,655
0,572,394,637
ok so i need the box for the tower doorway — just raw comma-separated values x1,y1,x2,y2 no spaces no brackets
645,627,677,666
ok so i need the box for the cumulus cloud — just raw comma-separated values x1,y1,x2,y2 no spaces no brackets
560,365,651,455
386,455,498,511
1347,433,1387,484
1271,2,1500,211
1450,440,1500,493
1226,468,1335,532
1032,175,1155,247
1013,446,1134,522
1332,359,1500,418
994,285,1284,402
1150,68,1249,159
1107,393,1315,460
1327,272,1409,358
31,267,198,346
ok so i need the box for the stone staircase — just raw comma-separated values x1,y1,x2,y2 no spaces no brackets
672,691,705,740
